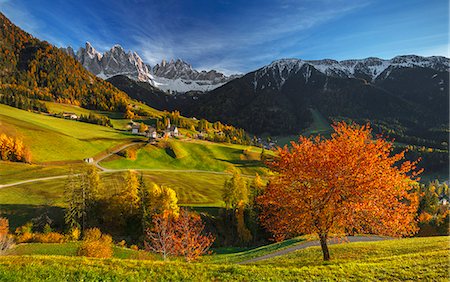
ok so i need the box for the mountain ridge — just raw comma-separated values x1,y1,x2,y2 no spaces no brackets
178,53,449,148
62,42,238,93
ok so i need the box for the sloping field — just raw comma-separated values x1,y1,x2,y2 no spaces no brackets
0,236,447,281
100,139,270,175
0,104,136,162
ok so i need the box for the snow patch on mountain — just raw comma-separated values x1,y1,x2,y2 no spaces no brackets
63,43,238,93
152,77,228,94
256,55,450,90
151,59,238,93
62,42,154,85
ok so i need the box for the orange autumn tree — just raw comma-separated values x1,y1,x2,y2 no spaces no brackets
258,122,420,261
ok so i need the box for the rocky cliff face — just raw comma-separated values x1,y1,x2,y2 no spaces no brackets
62,42,153,84
62,43,239,93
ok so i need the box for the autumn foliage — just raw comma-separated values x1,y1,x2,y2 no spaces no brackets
145,209,214,261
258,122,421,260
77,228,113,258
0,133,31,163
0,217,14,254
0,218,8,236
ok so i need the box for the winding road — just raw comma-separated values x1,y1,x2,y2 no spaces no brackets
0,141,254,189
237,235,390,264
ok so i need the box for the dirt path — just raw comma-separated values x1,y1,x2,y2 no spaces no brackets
93,142,141,172
0,140,259,188
0,169,252,189
0,175,75,189
237,235,390,265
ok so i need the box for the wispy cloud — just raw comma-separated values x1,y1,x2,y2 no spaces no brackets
1,0,447,74
130,0,369,72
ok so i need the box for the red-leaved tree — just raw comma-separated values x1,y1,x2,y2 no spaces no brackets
145,209,214,261
258,122,421,261
144,211,178,260
175,209,215,262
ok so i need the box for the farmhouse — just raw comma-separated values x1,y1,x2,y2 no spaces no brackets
63,112,78,120
131,124,140,134
164,126,179,137
146,127,158,139
84,157,94,163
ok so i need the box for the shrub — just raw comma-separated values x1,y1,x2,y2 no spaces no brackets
125,148,137,160
33,232,66,243
15,222,34,243
15,232,33,243
77,228,113,258
68,228,81,241
130,245,139,251
83,228,102,241
0,218,14,255
43,224,52,234
0,218,8,236
117,240,126,248
15,222,33,235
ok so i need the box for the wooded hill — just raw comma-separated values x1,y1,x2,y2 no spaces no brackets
0,13,128,111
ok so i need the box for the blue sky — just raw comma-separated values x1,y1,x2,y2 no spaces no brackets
1,0,448,74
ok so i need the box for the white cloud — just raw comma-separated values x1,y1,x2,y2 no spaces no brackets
132,0,369,72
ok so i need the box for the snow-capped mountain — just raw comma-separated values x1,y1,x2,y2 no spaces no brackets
151,59,237,93
62,42,238,93
153,59,229,82
62,42,153,84
253,55,450,91
181,54,449,136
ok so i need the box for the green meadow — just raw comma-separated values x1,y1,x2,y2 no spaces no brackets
0,104,136,163
0,236,447,281
100,139,270,175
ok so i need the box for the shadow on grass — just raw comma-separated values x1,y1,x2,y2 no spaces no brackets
0,204,65,230
188,206,223,217
215,158,263,168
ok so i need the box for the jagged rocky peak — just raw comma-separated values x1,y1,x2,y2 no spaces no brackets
84,41,103,60
67,42,240,93
61,46,76,58
71,42,153,83
153,58,229,83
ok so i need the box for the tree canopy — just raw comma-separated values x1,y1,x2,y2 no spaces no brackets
258,122,421,260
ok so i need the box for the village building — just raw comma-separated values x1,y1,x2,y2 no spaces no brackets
162,118,179,137
63,112,78,120
84,157,94,164
146,127,158,139
131,124,140,134
164,126,179,138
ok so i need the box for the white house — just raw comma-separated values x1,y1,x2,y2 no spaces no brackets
146,127,158,139
164,126,178,137
131,124,140,134
63,112,78,120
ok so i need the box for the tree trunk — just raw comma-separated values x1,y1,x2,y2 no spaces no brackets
319,233,330,261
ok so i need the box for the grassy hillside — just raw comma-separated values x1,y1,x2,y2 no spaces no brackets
275,108,332,146
5,242,145,259
0,161,88,185
0,237,447,281
0,104,137,162
0,171,255,207
100,139,269,175
253,236,449,267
